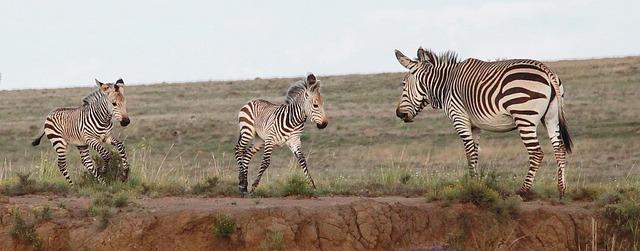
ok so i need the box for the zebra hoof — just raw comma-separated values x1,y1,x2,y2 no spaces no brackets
516,189,535,201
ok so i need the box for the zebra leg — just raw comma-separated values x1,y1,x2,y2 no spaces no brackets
287,137,316,189
77,145,105,183
516,126,544,196
87,139,110,182
234,130,255,193
452,117,478,177
251,141,274,192
109,137,130,182
544,108,568,199
242,140,264,167
54,141,73,184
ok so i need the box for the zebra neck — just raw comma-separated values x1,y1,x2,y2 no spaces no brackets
84,99,113,126
285,101,307,126
422,68,452,109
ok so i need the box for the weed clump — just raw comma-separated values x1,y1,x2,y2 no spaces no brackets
426,174,521,218
570,186,604,201
9,208,41,248
86,150,125,184
191,176,237,196
259,230,284,251
0,172,68,196
598,188,640,248
212,214,236,239
281,173,314,197
32,205,52,223
87,192,129,229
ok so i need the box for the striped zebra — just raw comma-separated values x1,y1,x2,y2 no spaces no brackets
32,79,131,184
235,73,328,194
394,48,573,198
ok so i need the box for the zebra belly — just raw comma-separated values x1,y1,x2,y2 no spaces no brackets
471,114,517,132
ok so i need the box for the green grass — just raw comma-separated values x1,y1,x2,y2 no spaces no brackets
259,230,284,251
598,188,640,249
32,205,52,223
9,208,41,249
212,214,237,239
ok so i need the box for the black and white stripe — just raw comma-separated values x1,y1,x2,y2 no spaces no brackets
32,79,131,184
234,73,329,194
395,48,573,198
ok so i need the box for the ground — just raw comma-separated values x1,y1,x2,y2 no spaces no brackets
0,195,608,251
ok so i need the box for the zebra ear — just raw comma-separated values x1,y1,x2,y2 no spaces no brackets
417,47,436,65
95,79,104,87
417,47,428,62
306,73,317,86
395,50,417,69
115,78,124,91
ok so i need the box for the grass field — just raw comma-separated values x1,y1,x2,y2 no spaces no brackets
0,56,639,198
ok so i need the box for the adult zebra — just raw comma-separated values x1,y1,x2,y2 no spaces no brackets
235,73,328,194
394,48,573,198
32,79,131,184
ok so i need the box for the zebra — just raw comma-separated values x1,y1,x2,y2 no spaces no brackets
394,48,573,198
32,79,131,184
234,73,328,194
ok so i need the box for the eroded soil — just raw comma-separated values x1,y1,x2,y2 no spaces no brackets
0,195,606,250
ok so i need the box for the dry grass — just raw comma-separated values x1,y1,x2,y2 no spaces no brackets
0,56,638,198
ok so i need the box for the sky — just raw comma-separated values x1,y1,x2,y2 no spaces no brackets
0,0,638,90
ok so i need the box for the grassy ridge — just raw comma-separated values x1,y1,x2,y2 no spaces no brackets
0,56,639,196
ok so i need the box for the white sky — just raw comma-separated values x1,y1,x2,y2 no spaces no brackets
0,0,638,90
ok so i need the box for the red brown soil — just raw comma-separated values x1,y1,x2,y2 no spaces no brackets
0,195,608,250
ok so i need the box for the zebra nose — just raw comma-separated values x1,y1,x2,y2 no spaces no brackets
317,121,328,129
120,118,130,127
396,109,407,119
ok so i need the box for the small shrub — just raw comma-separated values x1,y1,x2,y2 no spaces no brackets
599,189,640,247
212,214,236,239
281,173,314,197
399,173,412,185
426,176,521,218
192,176,220,195
88,205,113,230
33,205,52,223
570,186,604,201
9,209,41,248
112,193,129,208
91,150,124,184
259,230,284,251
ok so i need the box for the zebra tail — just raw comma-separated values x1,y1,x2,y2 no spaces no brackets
31,132,45,146
556,78,573,154
559,111,572,154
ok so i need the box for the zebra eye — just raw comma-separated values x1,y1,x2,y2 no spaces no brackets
313,104,319,108
112,102,117,106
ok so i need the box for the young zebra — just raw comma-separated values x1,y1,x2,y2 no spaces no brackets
394,48,573,198
32,79,131,184
234,73,328,194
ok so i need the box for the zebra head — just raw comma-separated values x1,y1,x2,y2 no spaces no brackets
96,78,130,127
304,73,328,129
394,48,432,123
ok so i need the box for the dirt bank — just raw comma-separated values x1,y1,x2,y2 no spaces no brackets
0,196,607,250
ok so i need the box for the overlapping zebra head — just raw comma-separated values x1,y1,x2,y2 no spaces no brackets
95,78,131,127
393,47,441,123
303,73,328,129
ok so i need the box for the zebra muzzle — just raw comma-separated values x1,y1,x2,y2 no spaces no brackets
396,109,414,123
120,117,130,127
317,121,328,129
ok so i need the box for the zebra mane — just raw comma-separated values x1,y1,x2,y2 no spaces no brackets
422,49,460,66
284,80,307,104
82,88,108,106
